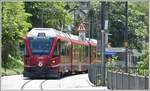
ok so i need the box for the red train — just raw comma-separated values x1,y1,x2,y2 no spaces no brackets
23,28,97,78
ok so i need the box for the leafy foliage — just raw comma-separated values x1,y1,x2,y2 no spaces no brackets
24,2,73,31
128,2,148,52
108,2,148,51
136,44,148,76
108,2,126,47
2,2,31,69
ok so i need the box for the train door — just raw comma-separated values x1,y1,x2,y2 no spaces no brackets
82,45,89,71
60,41,71,73
72,44,79,72
72,44,89,72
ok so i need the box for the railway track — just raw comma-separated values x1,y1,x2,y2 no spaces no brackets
20,74,85,90
21,80,32,90
21,78,48,91
40,80,47,91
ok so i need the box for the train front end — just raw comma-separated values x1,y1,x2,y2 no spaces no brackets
23,28,60,78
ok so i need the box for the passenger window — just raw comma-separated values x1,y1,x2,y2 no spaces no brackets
53,41,60,57
61,42,65,55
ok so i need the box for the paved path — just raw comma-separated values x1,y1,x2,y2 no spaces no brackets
1,74,108,90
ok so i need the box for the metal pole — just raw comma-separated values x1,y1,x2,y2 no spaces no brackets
149,0,150,78
125,1,128,73
90,10,93,39
101,1,106,86
88,4,91,64
101,30,105,86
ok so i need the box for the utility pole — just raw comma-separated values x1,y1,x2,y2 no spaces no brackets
89,8,94,39
125,1,128,73
88,3,92,64
148,0,150,73
101,2,105,86
96,1,108,86
101,1,108,86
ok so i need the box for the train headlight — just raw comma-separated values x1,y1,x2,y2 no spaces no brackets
38,62,43,67
52,60,56,64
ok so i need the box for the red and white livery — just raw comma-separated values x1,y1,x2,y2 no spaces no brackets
23,28,97,78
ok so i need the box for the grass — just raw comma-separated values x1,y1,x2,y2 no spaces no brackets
1,67,23,76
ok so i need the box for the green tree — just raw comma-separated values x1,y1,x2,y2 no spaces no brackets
136,44,148,76
89,0,148,73
107,2,148,75
24,2,73,31
127,2,148,76
128,2,148,52
108,2,125,47
2,2,32,70
108,2,148,51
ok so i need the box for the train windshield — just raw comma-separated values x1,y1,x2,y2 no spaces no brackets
29,37,54,55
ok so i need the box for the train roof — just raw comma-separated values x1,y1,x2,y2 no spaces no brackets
27,28,97,46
